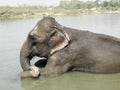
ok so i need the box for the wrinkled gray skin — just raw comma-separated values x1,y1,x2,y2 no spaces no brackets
20,17,120,78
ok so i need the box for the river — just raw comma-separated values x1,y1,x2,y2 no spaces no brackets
0,13,120,90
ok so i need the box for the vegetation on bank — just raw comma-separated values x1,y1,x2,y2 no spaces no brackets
0,0,120,19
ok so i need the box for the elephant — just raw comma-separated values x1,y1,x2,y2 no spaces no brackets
19,17,120,78
19,58,47,78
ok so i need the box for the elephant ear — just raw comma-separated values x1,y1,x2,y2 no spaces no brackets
49,27,70,55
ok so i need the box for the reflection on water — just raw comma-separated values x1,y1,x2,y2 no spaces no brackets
0,14,120,90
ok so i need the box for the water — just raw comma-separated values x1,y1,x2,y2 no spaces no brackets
0,13,120,90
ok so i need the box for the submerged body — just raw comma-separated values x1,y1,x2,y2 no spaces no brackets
54,28,120,73
20,17,120,78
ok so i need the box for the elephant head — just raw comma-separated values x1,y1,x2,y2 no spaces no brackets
20,17,70,71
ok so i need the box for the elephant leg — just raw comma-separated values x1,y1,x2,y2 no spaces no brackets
19,71,34,78
19,66,40,78
40,56,70,76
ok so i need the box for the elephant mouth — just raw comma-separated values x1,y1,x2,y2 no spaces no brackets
31,57,47,68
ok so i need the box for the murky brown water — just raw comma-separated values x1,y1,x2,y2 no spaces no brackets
0,14,120,90
20,72,120,90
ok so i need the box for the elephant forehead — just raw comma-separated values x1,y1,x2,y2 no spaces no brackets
38,17,58,29
31,25,48,35
42,17,55,25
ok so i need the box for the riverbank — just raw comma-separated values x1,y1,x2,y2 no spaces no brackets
0,7,120,20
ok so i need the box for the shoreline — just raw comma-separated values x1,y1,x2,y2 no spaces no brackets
0,8,120,20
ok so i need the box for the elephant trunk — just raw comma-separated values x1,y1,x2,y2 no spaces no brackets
20,40,32,71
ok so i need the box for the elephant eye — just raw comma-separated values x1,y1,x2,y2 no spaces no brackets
29,35,37,44
32,42,36,46
29,35,35,40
